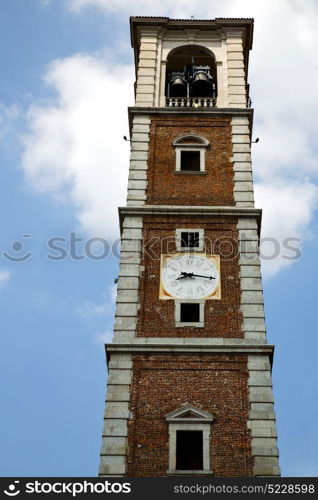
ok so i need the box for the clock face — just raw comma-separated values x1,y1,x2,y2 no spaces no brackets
160,253,220,300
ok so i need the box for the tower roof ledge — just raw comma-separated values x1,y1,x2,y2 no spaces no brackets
130,16,254,49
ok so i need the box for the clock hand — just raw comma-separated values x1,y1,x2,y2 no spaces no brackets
190,273,216,280
176,272,215,280
176,271,190,280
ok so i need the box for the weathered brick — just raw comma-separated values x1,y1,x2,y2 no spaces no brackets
126,354,253,477
146,115,235,206
136,215,244,339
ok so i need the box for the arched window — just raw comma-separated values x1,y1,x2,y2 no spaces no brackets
166,45,217,103
173,134,209,174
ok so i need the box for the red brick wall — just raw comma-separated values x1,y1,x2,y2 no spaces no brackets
136,215,243,338
146,115,234,206
126,354,253,477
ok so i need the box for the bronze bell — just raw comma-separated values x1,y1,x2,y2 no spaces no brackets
191,71,213,97
170,75,187,97
172,76,186,87
193,71,209,83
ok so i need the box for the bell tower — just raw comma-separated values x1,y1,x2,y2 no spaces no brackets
99,17,280,477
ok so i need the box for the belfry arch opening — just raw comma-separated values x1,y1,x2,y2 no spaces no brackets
166,45,217,99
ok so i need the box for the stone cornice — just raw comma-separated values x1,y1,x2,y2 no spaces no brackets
130,17,254,50
106,342,274,366
128,107,254,135
119,205,262,234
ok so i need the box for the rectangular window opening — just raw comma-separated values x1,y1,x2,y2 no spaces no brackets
180,303,200,323
180,151,201,171
181,231,200,248
176,430,203,470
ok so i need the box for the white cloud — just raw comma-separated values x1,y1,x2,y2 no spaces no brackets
255,181,318,277
22,53,134,239
78,284,116,319
24,0,318,276
0,270,11,287
66,0,199,16
65,0,318,24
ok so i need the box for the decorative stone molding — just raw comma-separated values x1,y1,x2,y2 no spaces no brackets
172,134,209,147
166,405,214,423
119,206,262,234
106,342,274,358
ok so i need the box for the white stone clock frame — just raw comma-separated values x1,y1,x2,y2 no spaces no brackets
159,252,221,300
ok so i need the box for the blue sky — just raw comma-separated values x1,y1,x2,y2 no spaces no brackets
0,0,317,477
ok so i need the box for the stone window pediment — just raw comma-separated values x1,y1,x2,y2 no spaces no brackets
165,405,214,423
173,134,209,148
165,405,214,475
